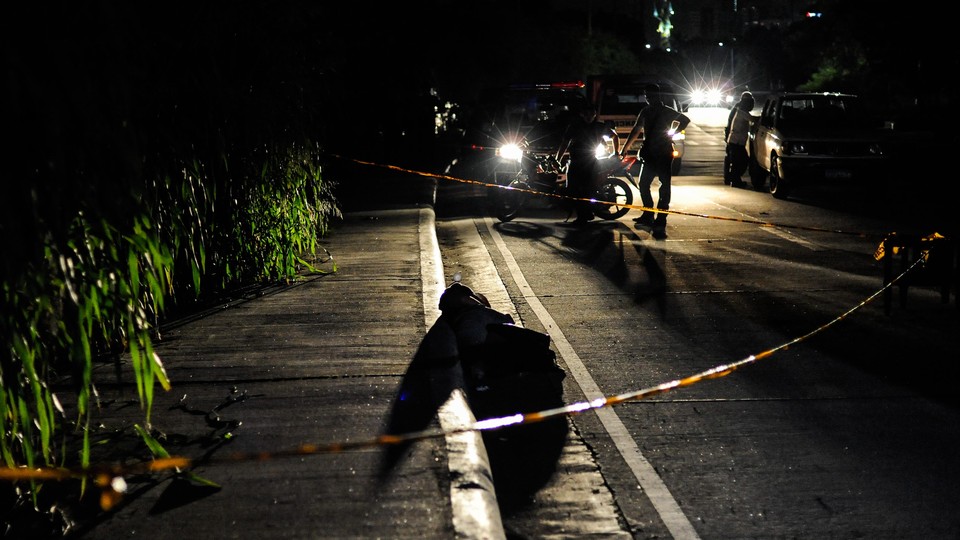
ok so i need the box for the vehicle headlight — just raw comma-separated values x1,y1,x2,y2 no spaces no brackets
594,143,607,159
785,141,807,155
688,86,727,107
705,88,723,106
497,143,523,162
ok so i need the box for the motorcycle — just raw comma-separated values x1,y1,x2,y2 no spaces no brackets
491,141,637,223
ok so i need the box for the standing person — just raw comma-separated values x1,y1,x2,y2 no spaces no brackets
556,103,617,225
619,84,690,239
723,91,757,188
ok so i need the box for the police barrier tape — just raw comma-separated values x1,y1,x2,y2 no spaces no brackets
0,255,925,506
0,157,947,509
337,154,883,239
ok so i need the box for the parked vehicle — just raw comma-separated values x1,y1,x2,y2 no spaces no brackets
492,150,636,223
686,78,736,107
747,92,891,199
455,81,589,187
587,74,688,175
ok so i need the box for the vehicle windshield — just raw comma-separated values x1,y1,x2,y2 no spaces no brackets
479,87,586,127
777,96,862,127
600,86,647,115
465,85,587,150
598,84,682,115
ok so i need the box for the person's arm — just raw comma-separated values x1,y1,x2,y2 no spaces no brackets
556,124,571,162
724,107,736,139
619,114,642,158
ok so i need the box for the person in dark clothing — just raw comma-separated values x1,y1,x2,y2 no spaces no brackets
619,84,689,239
723,91,757,188
556,104,617,225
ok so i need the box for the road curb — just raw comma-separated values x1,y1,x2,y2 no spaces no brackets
418,207,505,539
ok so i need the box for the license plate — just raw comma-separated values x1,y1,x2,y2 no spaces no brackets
825,169,852,179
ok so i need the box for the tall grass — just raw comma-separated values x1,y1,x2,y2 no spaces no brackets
0,143,339,507
1,3,343,525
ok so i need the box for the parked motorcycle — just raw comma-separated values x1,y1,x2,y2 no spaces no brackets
491,143,637,223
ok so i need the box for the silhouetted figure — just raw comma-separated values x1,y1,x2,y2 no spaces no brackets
620,84,690,239
556,104,617,225
724,91,757,188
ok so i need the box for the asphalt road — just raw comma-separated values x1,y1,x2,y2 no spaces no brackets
432,107,960,539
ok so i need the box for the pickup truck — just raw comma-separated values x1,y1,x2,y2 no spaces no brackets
747,92,891,199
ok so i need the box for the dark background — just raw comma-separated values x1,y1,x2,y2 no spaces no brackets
4,1,954,178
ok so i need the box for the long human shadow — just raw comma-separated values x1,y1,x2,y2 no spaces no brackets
494,216,669,312
377,314,458,479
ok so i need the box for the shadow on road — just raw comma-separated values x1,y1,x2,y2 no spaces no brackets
378,282,569,512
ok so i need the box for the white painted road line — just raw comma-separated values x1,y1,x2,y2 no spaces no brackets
482,216,701,540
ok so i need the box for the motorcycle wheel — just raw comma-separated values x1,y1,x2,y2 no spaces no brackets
493,178,531,222
592,177,633,220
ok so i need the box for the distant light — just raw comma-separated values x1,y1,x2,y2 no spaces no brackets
718,42,725,47
806,11,822,17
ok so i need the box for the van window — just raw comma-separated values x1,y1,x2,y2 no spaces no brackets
596,84,682,117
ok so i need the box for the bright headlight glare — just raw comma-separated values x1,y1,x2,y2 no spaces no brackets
594,143,607,159
498,143,523,162
706,88,723,105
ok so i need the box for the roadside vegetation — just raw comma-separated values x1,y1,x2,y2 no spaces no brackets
2,4,342,532
2,1,952,534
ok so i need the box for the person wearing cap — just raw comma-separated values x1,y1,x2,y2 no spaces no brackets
619,84,690,239
723,91,757,188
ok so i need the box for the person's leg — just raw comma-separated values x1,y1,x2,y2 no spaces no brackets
653,160,672,238
574,195,594,222
633,161,657,226
656,163,672,213
569,163,594,223
731,146,748,186
723,145,735,185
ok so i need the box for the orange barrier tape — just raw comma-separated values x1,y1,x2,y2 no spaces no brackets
2,156,945,511
0,236,930,513
333,154,890,239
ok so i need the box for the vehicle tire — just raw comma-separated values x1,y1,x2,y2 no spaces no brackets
748,155,767,190
768,155,791,199
493,178,531,222
592,176,633,220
